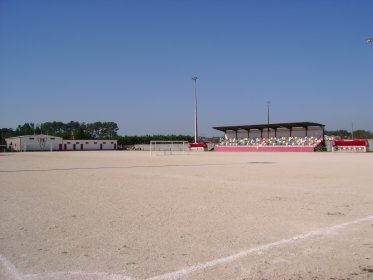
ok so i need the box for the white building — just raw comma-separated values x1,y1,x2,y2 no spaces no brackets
62,139,117,151
6,134,63,151
5,135,117,151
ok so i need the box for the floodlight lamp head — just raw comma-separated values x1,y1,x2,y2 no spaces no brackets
192,76,198,81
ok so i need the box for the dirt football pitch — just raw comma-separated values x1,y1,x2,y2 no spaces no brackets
1,151,373,280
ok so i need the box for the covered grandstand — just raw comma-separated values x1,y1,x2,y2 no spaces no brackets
213,122,325,152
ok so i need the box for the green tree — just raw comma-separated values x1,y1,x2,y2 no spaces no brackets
117,134,193,146
0,128,16,145
353,129,372,139
15,123,35,135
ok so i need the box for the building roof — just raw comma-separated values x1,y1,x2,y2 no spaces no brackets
63,139,117,141
5,134,62,139
213,122,325,132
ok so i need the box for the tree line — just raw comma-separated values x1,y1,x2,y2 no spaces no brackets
0,121,119,141
117,134,193,146
325,129,373,139
0,121,193,146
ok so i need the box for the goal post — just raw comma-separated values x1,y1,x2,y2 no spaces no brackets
149,141,190,156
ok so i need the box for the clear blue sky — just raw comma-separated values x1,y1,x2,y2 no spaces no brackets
1,0,372,136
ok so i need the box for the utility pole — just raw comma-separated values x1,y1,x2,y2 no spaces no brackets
351,122,354,139
192,76,198,143
266,101,271,138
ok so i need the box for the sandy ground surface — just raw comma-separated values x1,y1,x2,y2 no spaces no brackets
0,151,372,280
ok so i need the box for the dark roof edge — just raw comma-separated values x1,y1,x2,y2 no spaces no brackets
213,122,325,132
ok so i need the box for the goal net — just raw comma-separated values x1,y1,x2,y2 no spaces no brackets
150,141,190,156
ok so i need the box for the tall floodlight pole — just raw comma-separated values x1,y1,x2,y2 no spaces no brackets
192,76,198,143
365,38,373,137
266,101,271,138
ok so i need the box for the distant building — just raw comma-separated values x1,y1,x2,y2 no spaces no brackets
6,134,63,151
61,139,117,151
5,134,117,151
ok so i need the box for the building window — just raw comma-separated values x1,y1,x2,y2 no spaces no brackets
67,142,71,144
29,138,34,140
94,142,97,144
85,142,89,144
103,142,106,144
50,137,55,140
76,142,80,144
111,142,114,144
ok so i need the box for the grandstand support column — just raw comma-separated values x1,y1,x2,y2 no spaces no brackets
306,126,308,137
192,76,198,143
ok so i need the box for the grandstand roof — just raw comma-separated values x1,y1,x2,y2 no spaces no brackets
213,122,325,132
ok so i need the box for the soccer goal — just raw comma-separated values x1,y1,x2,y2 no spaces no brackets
149,141,190,156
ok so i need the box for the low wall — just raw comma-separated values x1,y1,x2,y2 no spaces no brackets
326,139,372,152
126,143,216,151
368,140,373,152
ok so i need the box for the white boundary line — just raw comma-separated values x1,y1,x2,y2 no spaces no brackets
147,215,373,280
0,254,136,280
1,215,373,280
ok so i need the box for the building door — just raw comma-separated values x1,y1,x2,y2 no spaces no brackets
64,144,67,151
73,144,76,151
81,144,83,150
114,144,117,150
59,144,62,151
100,144,103,150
